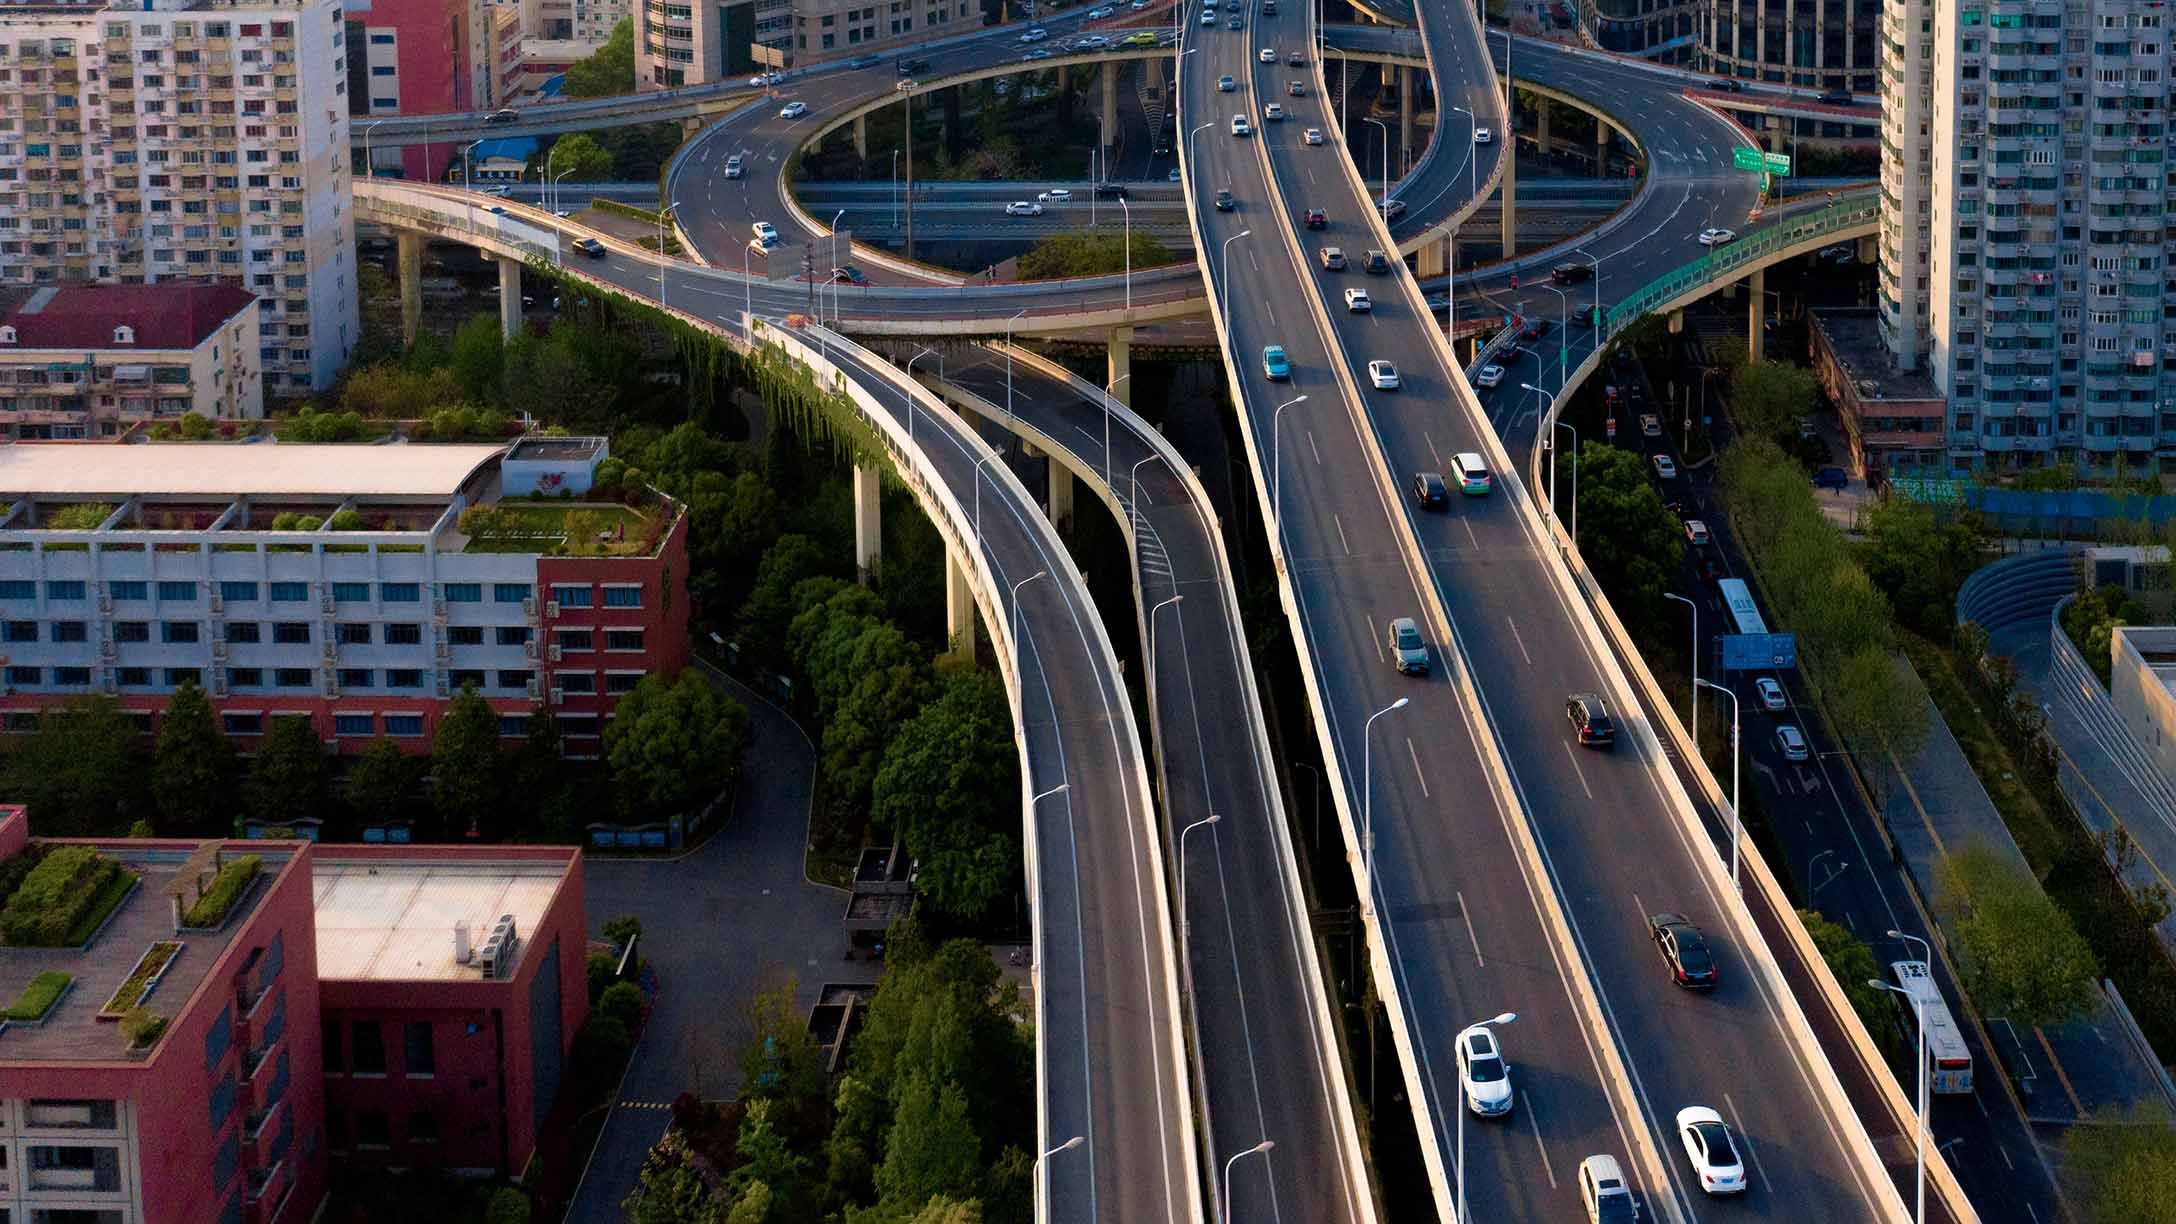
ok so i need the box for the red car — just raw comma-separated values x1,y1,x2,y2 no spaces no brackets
1303,208,1327,230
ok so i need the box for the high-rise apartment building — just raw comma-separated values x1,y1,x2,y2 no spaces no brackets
1690,0,1876,90
635,0,788,88
1881,0,2174,475
0,0,359,394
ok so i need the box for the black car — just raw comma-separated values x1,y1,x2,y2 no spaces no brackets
573,237,607,259
1649,912,1719,989
485,108,519,124
1566,692,1615,748
1818,87,1854,105
845,54,881,69
1287,50,1304,65
1214,189,1235,212
1551,262,1593,284
830,265,869,284
1716,77,1746,93
899,57,929,75
1362,249,1391,274
1520,319,1551,341
1413,471,1449,509
1303,208,1327,230
1095,182,1130,199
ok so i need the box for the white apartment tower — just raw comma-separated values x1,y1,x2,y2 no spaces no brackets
1882,0,2176,476
0,0,358,394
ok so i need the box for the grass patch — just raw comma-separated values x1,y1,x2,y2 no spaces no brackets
1906,634,2176,1059
4,971,70,1021
101,940,181,1017
62,870,139,948
181,855,260,928
462,503,656,556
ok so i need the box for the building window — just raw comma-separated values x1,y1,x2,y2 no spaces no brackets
558,672,596,695
109,580,147,600
496,626,532,647
496,669,533,690
157,581,198,601
351,1021,385,1074
331,582,370,602
383,623,421,645
224,622,261,644
550,584,592,608
161,620,200,644
403,1022,434,1076
443,583,482,603
269,582,307,602
275,668,311,688
498,715,530,737
45,580,85,601
322,1019,343,1073
220,581,259,603
335,623,371,645
450,669,485,690
386,669,423,689
55,667,91,687
4,621,37,643
166,668,201,688
449,627,484,646
557,629,594,652
272,622,310,644
384,714,424,737
223,712,263,735
558,713,601,738
337,668,373,689
333,714,373,737
0,581,31,599
605,629,645,651
6,666,41,686
52,621,87,643
603,586,644,608
118,668,152,687
606,671,643,695
380,583,420,602
24,1100,118,1130
493,583,531,603
354,1110,390,1148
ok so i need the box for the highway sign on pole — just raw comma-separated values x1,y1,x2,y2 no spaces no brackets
1721,632,1798,671
1730,146,1765,172
1763,151,1792,176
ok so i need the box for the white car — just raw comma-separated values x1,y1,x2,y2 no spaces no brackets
1777,725,1809,761
1756,677,1787,712
1304,127,1324,145
1231,115,1252,136
1639,412,1661,438
1473,126,1493,143
1259,46,1277,62
1019,26,1049,40
1005,200,1045,216
1203,8,1217,23
1038,188,1072,203
1367,360,1400,390
1652,454,1678,479
1685,519,1710,546
751,221,779,243
1263,102,1285,121
724,154,745,179
779,101,808,119
747,71,781,87
1075,33,1112,47
1698,227,1737,246
1473,364,1505,388
1676,1106,1747,1195
1456,1024,1514,1117
1087,4,1114,15
1343,288,1371,312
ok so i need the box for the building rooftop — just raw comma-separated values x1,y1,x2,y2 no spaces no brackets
311,857,566,983
0,842,287,1064
0,442,506,500
1812,308,1944,402
505,435,607,463
0,283,257,352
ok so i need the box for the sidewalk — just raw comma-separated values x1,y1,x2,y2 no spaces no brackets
1867,658,2176,1125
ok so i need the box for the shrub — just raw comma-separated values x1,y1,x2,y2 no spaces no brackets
598,980,645,1030
46,503,116,531
274,404,372,443
326,509,366,532
182,856,262,928
119,1006,168,1048
0,847,118,947
572,1013,633,1068
4,971,71,1021
586,950,619,1003
485,1188,533,1224
0,846,46,907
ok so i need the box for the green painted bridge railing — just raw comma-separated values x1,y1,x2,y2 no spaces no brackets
1601,192,1879,338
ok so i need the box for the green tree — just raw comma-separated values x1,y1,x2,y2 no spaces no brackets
1727,359,1819,440
1570,443,1684,618
432,686,502,836
625,1137,723,1224
684,471,784,613
344,739,417,819
1861,498,1988,637
873,1074,983,1215
1,695,143,836
549,132,616,181
598,980,645,1029
1826,647,1931,803
1936,843,2101,1028
737,976,829,1113
1798,908,1895,1053
871,672,1020,921
151,680,234,836
244,716,327,825
2063,1102,2176,1224
605,671,752,819
821,661,931,840
1014,230,1176,280
565,17,635,98
727,1100,809,1216
734,535,835,668
447,314,507,404
906,1197,983,1224
485,1188,533,1224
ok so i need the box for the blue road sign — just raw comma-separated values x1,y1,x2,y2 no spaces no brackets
1721,632,1798,671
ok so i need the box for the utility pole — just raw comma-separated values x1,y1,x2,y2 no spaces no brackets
803,245,816,317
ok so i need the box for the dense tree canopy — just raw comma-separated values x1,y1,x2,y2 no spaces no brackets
1572,442,1684,620
2,696,143,836
564,18,635,98
1938,843,2101,1028
605,671,752,819
870,672,1020,921
245,716,327,824
152,681,234,836
1015,231,1175,280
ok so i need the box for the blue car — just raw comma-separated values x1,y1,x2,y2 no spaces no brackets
1262,345,1290,380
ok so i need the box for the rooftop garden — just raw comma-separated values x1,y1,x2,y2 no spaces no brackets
0,846,138,948
3,971,72,1023
99,941,181,1018
458,501,662,556
178,854,261,929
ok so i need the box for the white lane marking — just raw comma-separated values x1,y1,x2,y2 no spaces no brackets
1461,517,1479,548
1456,890,1484,967
1505,616,1532,664
1333,512,1350,555
1307,430,1322,465
1368,616,1384,662
1249,248,1260,271
1425,431,1443,468
1722,1093,1774,1195
1560,743,1595,800
1523,1093,1559,1188
1406,736,1430,797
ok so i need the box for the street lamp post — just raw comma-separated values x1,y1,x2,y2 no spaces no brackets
891,148,901,230
1178,808,1218,940
1011,569,1049,661
1272,394,1311,534
899,80,920,258
460,138,485,231
1005,309,1028,416
907,347,939,443
831,208,847,324
1525,383,1576,542
1696,677,1742,887
543,138,558,211
1221,1139,1275,1224
1535,283,1569,385
1218,229,1253,328
1361,697,1410,920
1362,117,1390,217
1457,1011,1518,1224
657,199,684,310
1186,120,1215,190
362,119,386,179
1104,372,1131,488
1448,104,1479,339
1571,244,1603,330
1034,1134,1085,1214
742,241,754,318
1869,973,1927,1224
1663,591,1698,732
1130,452,1157,542
1119,195,1132,313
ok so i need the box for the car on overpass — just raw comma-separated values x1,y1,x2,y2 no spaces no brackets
1342,288,1371,312
1319,247,1345,270
1473,126,1492,143
1005,201,1045,216
1639,413,1661,437
1215,190,1236,211
724,154,745,179
486,108,519,124
1567,693,1616,748
1756,677,1787,712
1023,48,1054,59
1219,74,1236,91
779,101,808,119
1303,208,1326,229
1286,49,1304,65
1684,519,1710,546
1077,33,1113,47
1649,912,1719,989
1698,226,1736,246
1261,345,1290,380
573,237,607,259
1258,47,1276,62
1367,360,1400,390
1202,8,1216,23
1777,725,1810,761
1263,103,1285,121
1652,454,1678,479
1038,188,1072,203
1412,472,1449,510
1676,1107,1748,1195
1231,115,1252,136
1020,25,1049,39
1455,1024,1514,1116
1123,30,1159,45
1578,1155,1639,1224
1474,364,1505,388
1388,617,1430,675
1289,80,1306,95
1304,127,1324,145
752,221,779,243
1451,452,1491,495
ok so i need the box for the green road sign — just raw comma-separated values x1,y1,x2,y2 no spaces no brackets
1764,151,1793,175
1731,146,1765,172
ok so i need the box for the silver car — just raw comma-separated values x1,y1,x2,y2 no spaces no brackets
1389,616,1429,675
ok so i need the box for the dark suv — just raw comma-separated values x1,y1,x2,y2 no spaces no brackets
1095,183,1130,200
899,57,929,76
1551,262,1593,285
1362,249,1391,274
1303,208,1327,229
1818,87,1854,105
1566,693,1616,748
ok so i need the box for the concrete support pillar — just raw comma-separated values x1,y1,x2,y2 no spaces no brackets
1046,456,1074,532
1381,61,1396,90
1107,326,1132,406
1399,67,1414,175
944,548,977,661
853,462,882,585
1535,96,1551,156
1500,139,1517,259
397,229,424,347
1416,236,1447,279
1102,61,1119,165
497,256,522,341
1858,234,1878,264
853,113,868,161
1668,308,1684,334
1747,266,1766,363
1596,122,1610,174
1766,113,1787,154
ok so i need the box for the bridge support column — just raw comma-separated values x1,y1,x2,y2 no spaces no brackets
944,548,977,662
1500,138,1517,259
1399,67,1414,174
1596,122,1610,174
1102,62,1119,165
853,114,868,161
853,462,882,585
1046,456,1074,532
1747,266,1765,362
1668,308,1684,334
1858,234,1878,264
1416,236,1446,278
1107,326,1132,406
1535,96,1551,156
397,229,424,347
497,256,522,341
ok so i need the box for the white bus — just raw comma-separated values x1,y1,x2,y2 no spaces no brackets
1716,577,1768,637
1890,959,1974,1095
